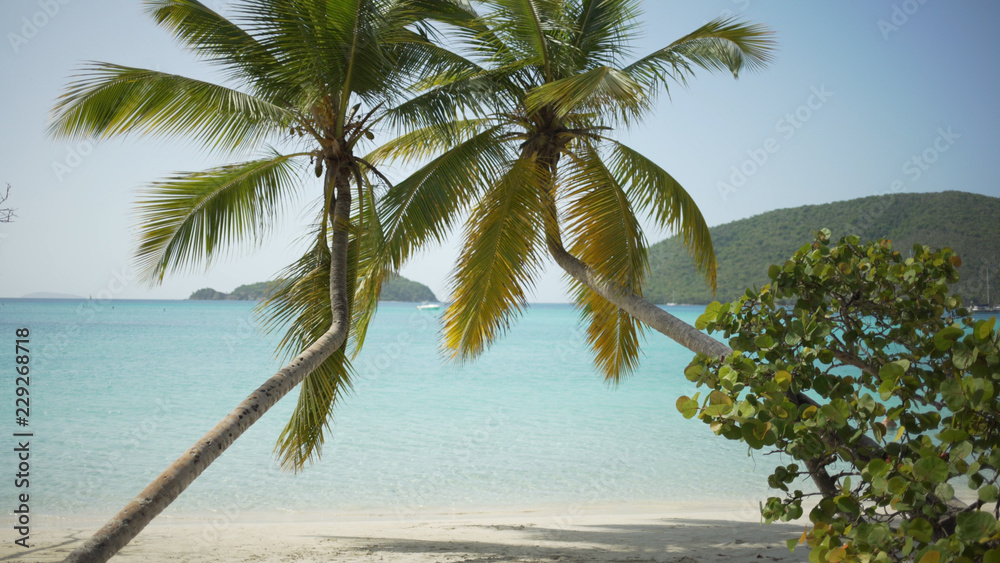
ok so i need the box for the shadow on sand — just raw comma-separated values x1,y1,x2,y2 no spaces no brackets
307,517,810,562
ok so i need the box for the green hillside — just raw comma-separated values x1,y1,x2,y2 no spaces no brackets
189,275,436,302
645,191,1000,305
380,275,437,302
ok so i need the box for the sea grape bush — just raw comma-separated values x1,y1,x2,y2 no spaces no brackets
677,230,1000,562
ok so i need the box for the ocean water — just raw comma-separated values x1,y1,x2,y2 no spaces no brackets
1,299,990,521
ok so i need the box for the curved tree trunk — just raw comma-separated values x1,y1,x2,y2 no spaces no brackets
63,180,353,563
546,238,731,358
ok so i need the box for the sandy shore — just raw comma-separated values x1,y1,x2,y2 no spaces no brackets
2,504,810,562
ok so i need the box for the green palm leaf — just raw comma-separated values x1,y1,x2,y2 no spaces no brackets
259,241,355,471
625,16,775,94
367,118,492,167
442,156,547,360
144,0,286,93
274,349,352,471
348,170,388,357
384,64,525,132
523,65,647,121
570,281,643,384
562,143,647,288
50,63,293,151
376,125,517,270
133,151,305,283
570,0,639,67
489,0,561,79
607,140,716,290
561,143,646,381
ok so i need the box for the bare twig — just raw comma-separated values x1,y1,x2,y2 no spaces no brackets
0,183,14,222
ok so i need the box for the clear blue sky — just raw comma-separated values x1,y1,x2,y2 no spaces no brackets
1,1,998,302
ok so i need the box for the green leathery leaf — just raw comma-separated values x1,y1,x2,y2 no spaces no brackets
975,318,995,341
956,511,998,543
979,484,999,503
774,370,792,390
934,325,966,351
676,395,699,419
913,457,948,482
696,301,722,330
879,360,909,383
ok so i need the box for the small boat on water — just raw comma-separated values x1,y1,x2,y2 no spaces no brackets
416,302,441,310
971,269,999,312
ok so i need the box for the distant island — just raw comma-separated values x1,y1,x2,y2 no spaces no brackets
190,275,437,302
645,191,1000,305
189,281,274,301
20,292,85,299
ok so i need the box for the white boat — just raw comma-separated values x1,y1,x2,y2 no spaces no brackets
416,302,441,310
971,268,999,312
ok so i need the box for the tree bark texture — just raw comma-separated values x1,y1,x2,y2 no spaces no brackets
63,177,353,563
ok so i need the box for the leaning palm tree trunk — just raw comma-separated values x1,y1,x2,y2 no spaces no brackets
64,185,353,563
545,237,730,358
548,236,977,520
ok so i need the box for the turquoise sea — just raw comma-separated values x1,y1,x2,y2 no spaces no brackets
0,299,994,522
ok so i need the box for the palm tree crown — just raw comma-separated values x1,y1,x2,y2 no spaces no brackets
52,0,472,469
364,0,776,381
51,1,478,560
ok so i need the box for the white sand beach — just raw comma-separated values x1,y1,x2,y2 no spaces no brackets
3,504,810,562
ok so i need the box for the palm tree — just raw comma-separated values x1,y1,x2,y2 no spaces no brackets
362,0,774,381
49,0,468,560
359,0,874,509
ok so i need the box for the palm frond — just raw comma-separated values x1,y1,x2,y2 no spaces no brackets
50,63,293,151
570,0,640,67
377,125,516,271
523,65,647,121
133,151,305,283
273,349,352,471
444,2,520,69
383,64,525,132
442,156,547,360
143,0,286,94
258,241,355,471
624,16,775,94
561,143,646,381
408,0,481,29
606,140,716,290
488,0,562,78
569,279,643,384
366,118,490,167
561,143,647,288
348,169,387,357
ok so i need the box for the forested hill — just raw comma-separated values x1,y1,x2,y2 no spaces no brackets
645,191,1000,305
378,276,437,302
189,275,437,302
